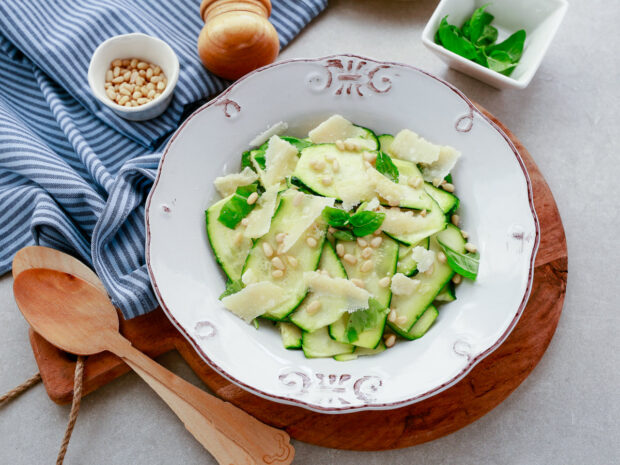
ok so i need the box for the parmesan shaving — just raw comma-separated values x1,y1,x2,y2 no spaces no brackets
262,135,298,189
308,115,359,143
390,273,421,296
243,186,279,239
221,282,289,323
420,146,461,182
390,129,440,164
248,121,288,147
214,167,258,197
303,271,370,312
280,194,335,253
411,246,435,273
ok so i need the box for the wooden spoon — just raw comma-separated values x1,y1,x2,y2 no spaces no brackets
13,266,294,465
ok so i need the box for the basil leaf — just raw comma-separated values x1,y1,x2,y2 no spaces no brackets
349,211,385,237
252,318,260,329
437,239,479,280
241,150,253,170
217,183,258,229
463,4,497,46
332,229,355,242
322,206,350,228
345,298,384,343
375,151,399,183
436,16,480,61
487,50,518,76
487,29,526,63
219,279,243,299
281,136,313,153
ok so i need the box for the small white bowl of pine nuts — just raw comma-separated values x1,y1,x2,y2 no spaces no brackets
88,33,179,121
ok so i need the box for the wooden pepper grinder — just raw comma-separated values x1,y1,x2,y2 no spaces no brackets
197,0,280,80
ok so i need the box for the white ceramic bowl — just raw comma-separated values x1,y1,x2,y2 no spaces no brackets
146,55,540,413
88,33,179,121
422,0,568,89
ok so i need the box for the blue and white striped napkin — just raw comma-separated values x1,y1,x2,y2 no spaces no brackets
0,0,327,318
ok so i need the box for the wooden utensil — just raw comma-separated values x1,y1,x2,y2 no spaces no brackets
197,0,279,79
13,267,294,465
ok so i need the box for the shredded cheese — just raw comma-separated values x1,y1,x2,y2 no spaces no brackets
411,246,436,273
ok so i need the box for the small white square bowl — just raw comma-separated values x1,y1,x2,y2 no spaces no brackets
422,0,568,89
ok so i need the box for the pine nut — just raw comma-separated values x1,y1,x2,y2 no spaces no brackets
420,209,427,217
153,66,162,76
370,236,383,248
325,153,335,162
241,218,249,226
442,183,455,193
332,159,340,172
137,98,149,105
117,87,130,96
361,247,373,259
344,140,355,151
286,256,298,268
137,61,148,70
396,315,407,325
147,82,156,91
408,176,423,188
272,269,284,279
452,274,462,284
105,70,114,82
351,278,365,288
275,232,286,243
247,192,259,205
307,300,322,315
378,276,391,288
112,76,125,84
122,71,131,81
363,151,377,162
271,256,286,270
321,176,333,186
293,191,304,206
461,230,469,239
118,95,130,105
262,242,274,257
157,81,165,91
432,177,442,187
388,309,397,322
146,67,154,79
306,237,318,248
310,160,325,171
112,59,123,67
336,243,345,257
360,260,373,273
335,140,345,151
151,75,161,83
343,254,357,265
147,89,156,99
357,238,368,248
129,58,138,68
437,251,447,264
113,66,121,77
465,242,477,253
385,334,396,348
451,214,460,226
373,229,382,236
132,91,142,99
106,88,116,100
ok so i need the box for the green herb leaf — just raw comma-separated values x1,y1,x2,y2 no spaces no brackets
252,318,260,329
487,29,526,63
436,16,480,61
241,150,253,170
217,183,258,229
219,279,243,299
241,149,266,172
486,50,518,76
332,229,356,241
345,298,384,343
462,4,497,46
349,211,385,237
281,136,313,153
322,206,351,228
437,239,479,280
375,151,400,183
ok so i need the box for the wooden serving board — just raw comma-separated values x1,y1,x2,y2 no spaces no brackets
27,106,567,450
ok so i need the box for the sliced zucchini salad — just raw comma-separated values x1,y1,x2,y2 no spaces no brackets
206,115,480,360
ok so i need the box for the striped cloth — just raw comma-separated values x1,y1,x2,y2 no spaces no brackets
0,0,327,318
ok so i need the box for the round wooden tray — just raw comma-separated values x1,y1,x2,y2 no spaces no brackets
188,105,568,450
29,105,567,451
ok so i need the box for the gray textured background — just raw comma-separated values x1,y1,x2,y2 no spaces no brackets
1,1,618,463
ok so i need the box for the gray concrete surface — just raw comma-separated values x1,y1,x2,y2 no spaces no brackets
1,1,618,463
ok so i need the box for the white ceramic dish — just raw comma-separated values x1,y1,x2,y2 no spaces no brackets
422,0,568,89
88,33,179,121
146,55,540,413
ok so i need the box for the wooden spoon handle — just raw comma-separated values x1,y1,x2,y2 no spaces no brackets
109,336,294,465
